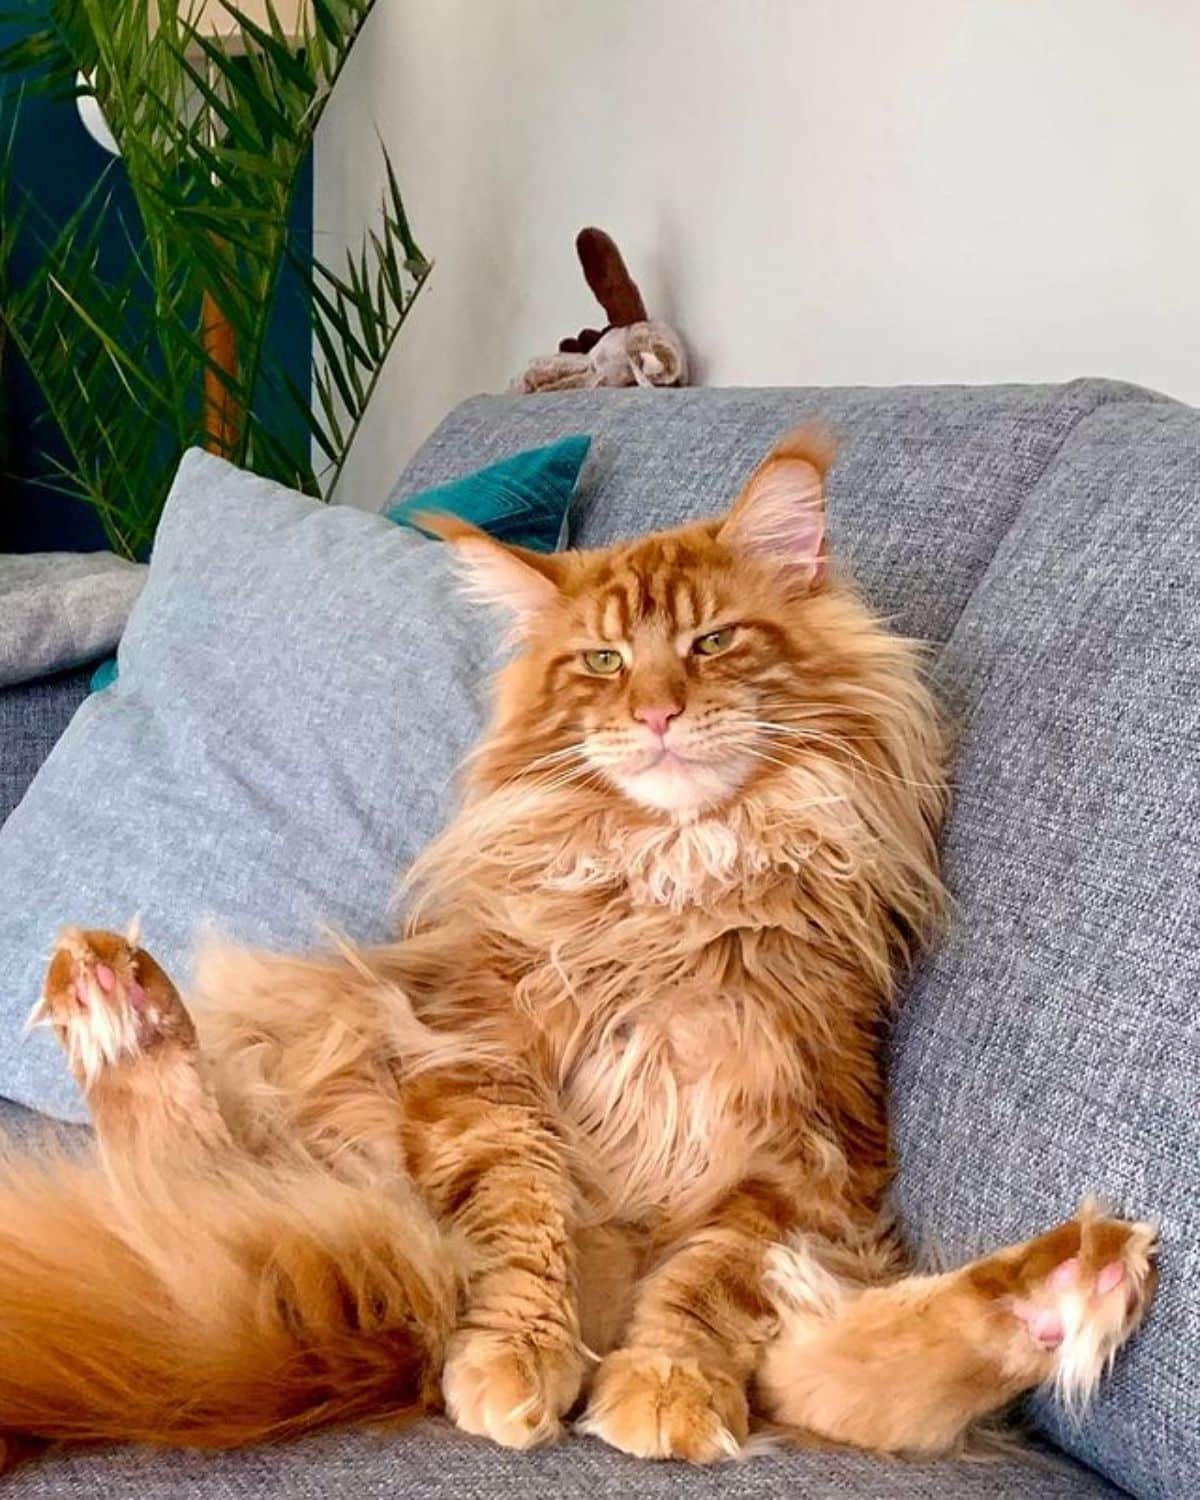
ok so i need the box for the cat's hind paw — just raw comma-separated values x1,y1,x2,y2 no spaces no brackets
985,1200,1157,1414
32,925,193,1089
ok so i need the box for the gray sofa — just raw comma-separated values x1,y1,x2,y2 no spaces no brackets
2,379,1196,1498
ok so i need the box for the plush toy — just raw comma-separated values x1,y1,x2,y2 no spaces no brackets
514,228,689,393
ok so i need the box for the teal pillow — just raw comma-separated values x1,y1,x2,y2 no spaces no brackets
90,657,119,692
385,433,590,550
90,435,590,692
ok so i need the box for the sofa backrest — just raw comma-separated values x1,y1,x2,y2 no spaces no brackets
890,396,1200,1498
391,379,1161,645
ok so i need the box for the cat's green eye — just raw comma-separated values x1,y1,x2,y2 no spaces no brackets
693,627,736,657
583,648,624,676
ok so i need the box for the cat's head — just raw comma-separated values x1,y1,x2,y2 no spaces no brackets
425,426,923,822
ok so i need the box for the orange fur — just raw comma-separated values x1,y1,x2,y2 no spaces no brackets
0,426,1154,1468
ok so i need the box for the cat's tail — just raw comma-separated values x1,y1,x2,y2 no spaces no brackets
0,1145,456,1457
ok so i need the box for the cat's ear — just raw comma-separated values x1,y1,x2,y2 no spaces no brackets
416,512,562,626
717,424,836,587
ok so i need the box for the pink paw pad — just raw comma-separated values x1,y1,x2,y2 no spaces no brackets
71,960,146,1011
1049,1254,1125,1298
1029,1307,1065,1348
1049,1257,1079,1291
1013,1299,1065,1349
1097,1261,1125,1296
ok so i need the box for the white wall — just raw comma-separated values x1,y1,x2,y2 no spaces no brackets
316,0,1200,509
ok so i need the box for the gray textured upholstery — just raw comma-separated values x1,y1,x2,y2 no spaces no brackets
2,1431,1120,1499
890,398,1200,1497
0,666,91,827
392,380,1165,644
0,551,145,689
0,1097,86,1152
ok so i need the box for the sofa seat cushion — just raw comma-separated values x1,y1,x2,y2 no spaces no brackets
890,400,1200,1498
0,1417,1120,1497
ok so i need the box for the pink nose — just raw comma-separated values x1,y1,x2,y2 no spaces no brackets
634,703,683,738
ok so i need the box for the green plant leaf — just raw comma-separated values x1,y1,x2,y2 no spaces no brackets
1,0,424,548
284,145,431,499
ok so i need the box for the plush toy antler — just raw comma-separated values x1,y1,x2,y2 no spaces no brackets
515,226,688,394
559,229,647,354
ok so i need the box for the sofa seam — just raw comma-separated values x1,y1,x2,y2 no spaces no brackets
936,385,1174,646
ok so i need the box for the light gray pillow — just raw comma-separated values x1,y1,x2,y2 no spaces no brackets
0,450,492,1122
0,552,147,687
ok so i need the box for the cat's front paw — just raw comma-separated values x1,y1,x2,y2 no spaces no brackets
579,1345,747,1462
442,1326,584,1450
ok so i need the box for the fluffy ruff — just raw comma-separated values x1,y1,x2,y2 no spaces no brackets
0,427,1154,1469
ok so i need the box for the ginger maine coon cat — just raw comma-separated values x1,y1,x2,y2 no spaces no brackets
2,428,1154,1470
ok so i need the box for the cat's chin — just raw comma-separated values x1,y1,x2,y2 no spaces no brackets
613,756,753,818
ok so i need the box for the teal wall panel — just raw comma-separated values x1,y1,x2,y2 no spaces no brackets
0,18,313,554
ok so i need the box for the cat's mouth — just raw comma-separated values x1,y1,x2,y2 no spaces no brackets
613,746,756,816
639,746,700,770
580,717,768,816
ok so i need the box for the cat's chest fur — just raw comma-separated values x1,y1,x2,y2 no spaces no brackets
552,980,777,1220
447,794,858,1221
514,832,815,1222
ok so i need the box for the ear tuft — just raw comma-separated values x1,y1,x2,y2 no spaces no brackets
415,511,561,627
717,423,836,588
772,422,838,478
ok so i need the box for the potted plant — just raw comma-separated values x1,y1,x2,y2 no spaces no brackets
0,1,429,560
